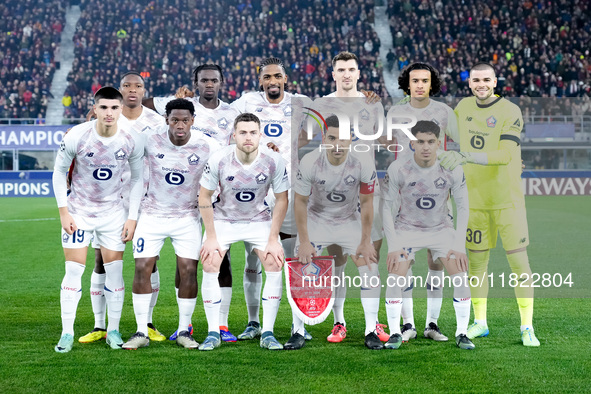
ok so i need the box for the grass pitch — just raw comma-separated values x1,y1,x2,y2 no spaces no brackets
0,197,589,392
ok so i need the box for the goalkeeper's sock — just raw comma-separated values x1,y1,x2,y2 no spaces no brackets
468,250,490,323
507,251,534,328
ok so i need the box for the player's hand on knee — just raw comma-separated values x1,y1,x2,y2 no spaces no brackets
266,142,280,152
175,86,195,98
200,238,222,263
297,242,317,265
264,239,285,268
121,219,137,242
447,249,468,272
356,241,378,267
59,212,77,235
438,151,470,170
387,249,407,273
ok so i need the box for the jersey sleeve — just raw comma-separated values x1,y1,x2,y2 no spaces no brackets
359,153,377,194
52,129,79,207
199,153,221,191
293,153,315,196
230,95,247,113
500,102,523,141
153,96,175,116
381,161,401,202
450,166,469,252
271,155,289,194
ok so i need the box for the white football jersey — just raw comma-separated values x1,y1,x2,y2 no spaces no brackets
141,126,220,218
295,149,377,225
200,145,289,223
390,99,459,161
382,157,465,235
153,96,238,145
54,120,144,219
232,91,311,179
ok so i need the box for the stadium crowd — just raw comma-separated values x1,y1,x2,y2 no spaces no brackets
0,0,67,121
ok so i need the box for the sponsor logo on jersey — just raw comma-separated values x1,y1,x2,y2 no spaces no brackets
344,175,356,186
114,148,127,160
226,176,234,181
188,153,200,165
156,153,164,159
218,117,229,129
255,172,268,184
486,116,497,128
86,152,94,157
434,177,447,189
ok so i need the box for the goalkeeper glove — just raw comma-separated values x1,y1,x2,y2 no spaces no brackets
438,151,472,170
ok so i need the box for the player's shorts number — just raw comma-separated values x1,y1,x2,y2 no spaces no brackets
327,192,346,203
466,228,482,244
264,124,283,137
470,135,485,150
416,197,435,209
134,237,145,253
236,191,255,202
165,172,185,185
70,229,85,243
93,168,113,181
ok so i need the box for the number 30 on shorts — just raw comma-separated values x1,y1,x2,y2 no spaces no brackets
466,228,482,244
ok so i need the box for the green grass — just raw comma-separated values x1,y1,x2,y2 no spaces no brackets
0,197,589,393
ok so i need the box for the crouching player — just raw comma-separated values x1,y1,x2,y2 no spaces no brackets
198,113,289,351
285,115,380,350
381,120,474,350
122,99,220,349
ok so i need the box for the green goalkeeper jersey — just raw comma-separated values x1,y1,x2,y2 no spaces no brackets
455,95,525,210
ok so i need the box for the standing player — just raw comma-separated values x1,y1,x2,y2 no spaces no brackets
285,115,380,350
439,62,539,346
390,62,460,343
307,51,387,342
53,87,144,352
382,120,473,350
198,113,289,350
146,64,240,342
122,98,220,349
229,57,312,340
79,71,167,345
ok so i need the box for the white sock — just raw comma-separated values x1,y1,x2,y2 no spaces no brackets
90,271,106,329
60,261,85,336
358,264,380,335
244,249,262,323
451,272,471,336
333,264,347,326
103,260,124,333
401,267,415,327
385,273,403,335
132,293,151,336
177,297,197,334
292,311,305,336
281,237,296,259
202,271,221,333
148,270,160,325
426,269,444,327
219,287,232,328
261,271,282,333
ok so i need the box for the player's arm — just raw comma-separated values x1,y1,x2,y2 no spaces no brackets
381,168,408,271
142,97,156,111
446,168,469,271
266,190,287,267
357,188,377,266
52,133,77,234
294,191,316,264
122,134,145,242
198,185,222,261
445,106,460,144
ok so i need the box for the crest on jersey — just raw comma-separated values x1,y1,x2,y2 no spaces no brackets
283,105,292,116
188,153,200,165
344,175,356,186
62,233,69,243
285,256,335,325
255,172,268,184
487,116,497,128
217,117,229,129
114,148,127,160
360,109,370,120
434,177,447,189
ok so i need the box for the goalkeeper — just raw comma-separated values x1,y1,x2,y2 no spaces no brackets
439,62,539,347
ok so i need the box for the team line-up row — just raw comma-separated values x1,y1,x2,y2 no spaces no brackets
52,53,539,353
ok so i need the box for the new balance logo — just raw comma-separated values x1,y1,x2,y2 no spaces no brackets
520,237,527,244
465,117,472,121
226,176,234,181
156,154,165,159
409,182,416,186
86,152,94,157
318,180,326,185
